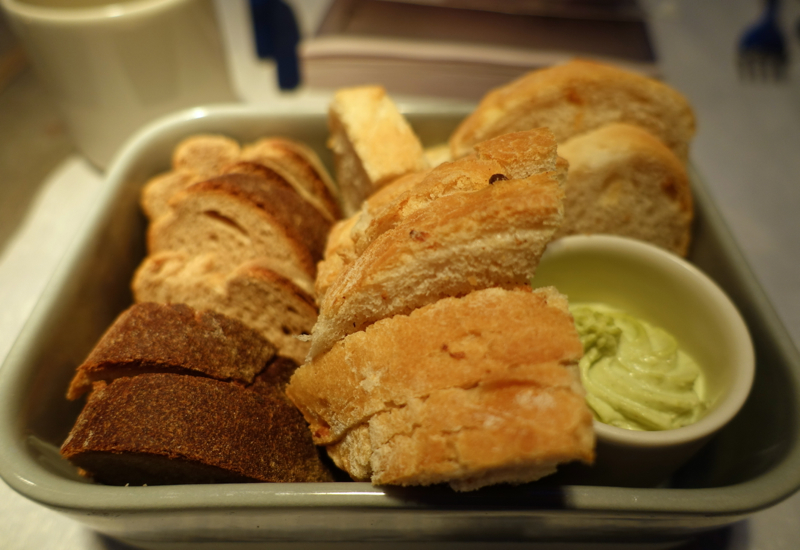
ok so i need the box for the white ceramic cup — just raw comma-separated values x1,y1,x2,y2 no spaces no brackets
1,0,237,168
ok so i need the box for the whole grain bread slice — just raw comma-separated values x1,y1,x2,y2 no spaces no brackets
132,251,317,364
147,169,332,280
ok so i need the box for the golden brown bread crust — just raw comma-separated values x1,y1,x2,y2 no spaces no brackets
308,130,566,360
328,85,429,215
554,123,694,256
287,286,594,491
449,59,696,162
66,303,277,400
61,372,334,485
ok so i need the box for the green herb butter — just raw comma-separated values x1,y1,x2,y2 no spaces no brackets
571,303,706,431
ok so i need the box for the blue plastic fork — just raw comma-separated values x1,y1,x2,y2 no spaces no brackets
738,0,789,80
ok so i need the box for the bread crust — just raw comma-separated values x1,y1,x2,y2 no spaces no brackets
449,59,696,162
328,85,429,215
287,287,594,491
66,303,277,400
132,252,317,363
554,123,694,256
308,130,566,360
62,372,333,485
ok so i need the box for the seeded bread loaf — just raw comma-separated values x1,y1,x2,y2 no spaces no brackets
554,123,694,256
66,302,277,400
449,59,696,162
147,170,332,280
308,129,566,360
287,286,594,491
132,251,317,363
328,85,429,215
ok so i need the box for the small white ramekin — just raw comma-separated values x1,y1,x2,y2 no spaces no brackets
534,235,755,487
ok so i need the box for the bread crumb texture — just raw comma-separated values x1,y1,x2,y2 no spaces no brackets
287,287,595,491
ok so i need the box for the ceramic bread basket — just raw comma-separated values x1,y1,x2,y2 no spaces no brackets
1,103,800,548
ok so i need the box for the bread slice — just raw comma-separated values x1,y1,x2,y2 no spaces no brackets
327,85,429,216
141,134,243,221
61,371,333,485
147,169,332,280
314,169,431,303
449,58,696,162
286,286,594,491
308,130,566,360
132,251,317,363
240,137,342,222
554,123,693,256
66,302,277,400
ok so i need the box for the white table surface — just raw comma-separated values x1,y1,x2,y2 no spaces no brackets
2,1,800,548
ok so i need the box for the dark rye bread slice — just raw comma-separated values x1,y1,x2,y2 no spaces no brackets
66,303,277,400
61,370,334,485
132,251,317,364
147,169,332,279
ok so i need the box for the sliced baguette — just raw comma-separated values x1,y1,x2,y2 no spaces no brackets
308,130,566,360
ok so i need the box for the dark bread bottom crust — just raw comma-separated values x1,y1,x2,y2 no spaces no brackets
61,372,333,485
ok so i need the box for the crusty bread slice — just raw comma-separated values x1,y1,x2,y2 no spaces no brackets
61,371,333,485
140,134,243,221
553,123,694,256
286,286,594,491
66,303,277,400
148,170,332,280
449,58,696,162
307,130,566,360
240,137,342,222
132,251,317,363
314,169,431,303
327,85,429,216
